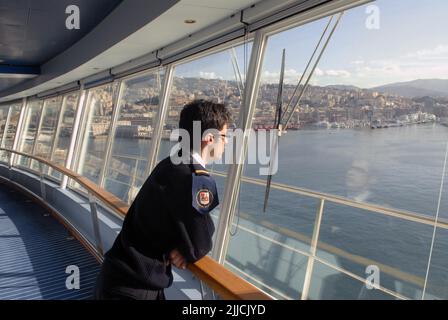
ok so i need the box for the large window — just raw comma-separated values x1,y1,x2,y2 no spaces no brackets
0,103,22,162
16,100,43,167
0,105,10,150
103,69,164,203
49,92,79,179
33,96,62,159
75,82,118,185
159,42,252,248
224,0,448,300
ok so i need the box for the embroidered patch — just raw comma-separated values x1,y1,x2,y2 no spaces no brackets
196,189,212,208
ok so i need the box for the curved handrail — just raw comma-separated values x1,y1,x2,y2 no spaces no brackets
0,148,272,300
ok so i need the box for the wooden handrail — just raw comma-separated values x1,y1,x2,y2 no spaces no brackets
0,148,272,300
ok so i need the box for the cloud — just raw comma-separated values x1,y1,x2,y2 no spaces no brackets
403,44,448,60
199,71,222,79
325,69,351,77
351,60,365,65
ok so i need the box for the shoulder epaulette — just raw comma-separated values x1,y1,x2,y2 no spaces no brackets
194,169,209,176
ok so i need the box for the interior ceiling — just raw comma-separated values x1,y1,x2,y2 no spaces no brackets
0,0,263,102
0,0,123,92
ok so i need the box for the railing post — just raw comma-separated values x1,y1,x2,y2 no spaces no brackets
88,192,104,256
39,162,46,201
301,198,325,300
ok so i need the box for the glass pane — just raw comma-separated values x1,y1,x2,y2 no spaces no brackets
316,203,433,299
0,105,11,151
16,100,43,167
30,96,63,172
49,92,79,180
34,96,62,159
308,261,397,300
0,103,22,162
75,82,118,185
104,69,164,203
158,43,252,165
159,43,252,258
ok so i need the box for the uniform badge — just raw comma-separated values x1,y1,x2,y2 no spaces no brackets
196,189,212,208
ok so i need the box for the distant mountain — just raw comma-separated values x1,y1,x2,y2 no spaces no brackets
372,79,448,98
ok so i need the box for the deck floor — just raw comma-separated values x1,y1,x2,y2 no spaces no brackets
0,182,100,300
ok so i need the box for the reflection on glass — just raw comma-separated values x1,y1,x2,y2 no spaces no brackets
16,100,43,167
76,82,118,185
49,92,79,180
104,69,164,203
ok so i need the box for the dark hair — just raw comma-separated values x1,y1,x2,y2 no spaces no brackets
179,100,231,150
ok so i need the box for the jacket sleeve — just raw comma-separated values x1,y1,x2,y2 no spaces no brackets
163,170,216,263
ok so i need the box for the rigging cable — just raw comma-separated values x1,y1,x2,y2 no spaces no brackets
283,12,344,129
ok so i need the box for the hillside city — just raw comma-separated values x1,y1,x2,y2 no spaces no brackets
88,77,448,138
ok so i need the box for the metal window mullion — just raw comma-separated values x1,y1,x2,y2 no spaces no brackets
61,85,87,189
99,80,123,188
10,98,27,166
301,198,325,300
211,30,268,264
145,65,174,176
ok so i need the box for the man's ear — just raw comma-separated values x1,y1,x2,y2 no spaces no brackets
203,132,214,145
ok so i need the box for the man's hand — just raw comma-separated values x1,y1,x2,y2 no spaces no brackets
169,249,187,269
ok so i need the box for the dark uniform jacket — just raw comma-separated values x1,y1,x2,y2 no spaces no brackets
97,156,218,298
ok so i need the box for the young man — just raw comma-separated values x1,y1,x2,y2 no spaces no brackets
94,100,231,300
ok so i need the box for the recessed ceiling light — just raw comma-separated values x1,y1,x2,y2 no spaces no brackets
184,19,196,24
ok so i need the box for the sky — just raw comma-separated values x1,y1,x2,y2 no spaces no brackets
174,0,448,89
